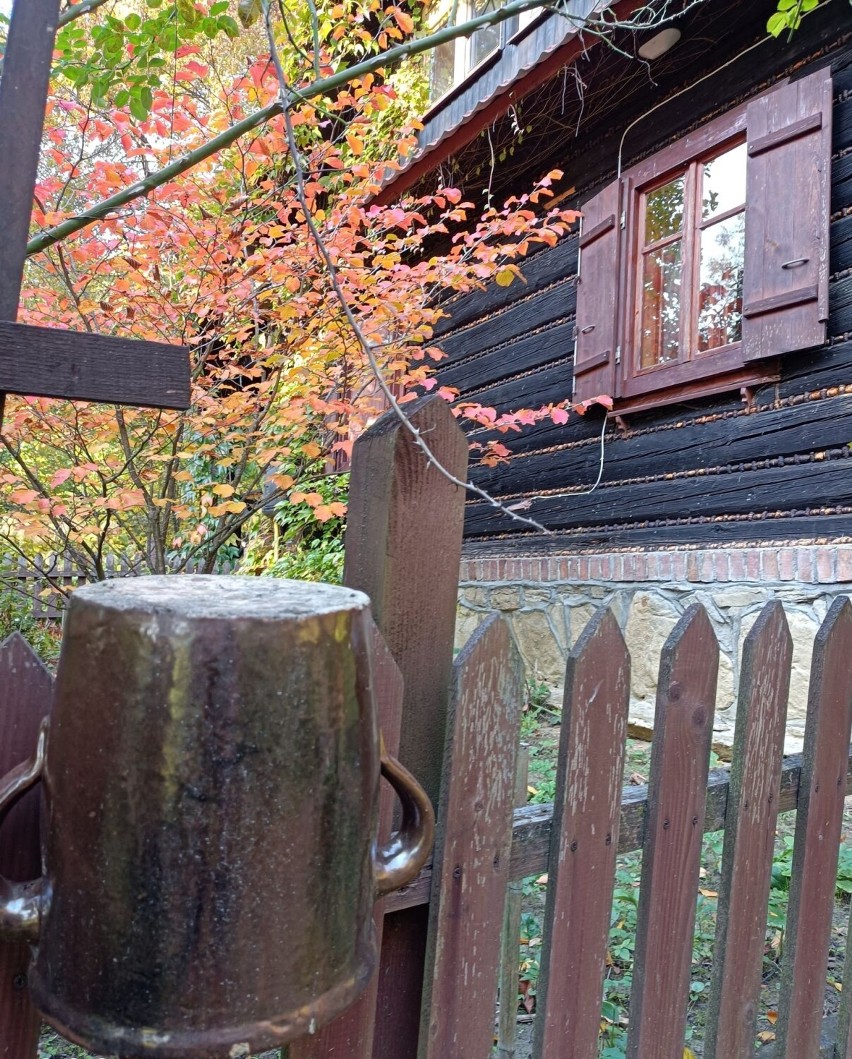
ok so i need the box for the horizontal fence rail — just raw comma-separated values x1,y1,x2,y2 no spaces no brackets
383,747,852,915
0,554,235,619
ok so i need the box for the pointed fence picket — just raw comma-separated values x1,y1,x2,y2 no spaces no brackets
2,397,852,1059
704,601,791,1058
419,613,523,1059
532,608,630,1059
774,598,852,1057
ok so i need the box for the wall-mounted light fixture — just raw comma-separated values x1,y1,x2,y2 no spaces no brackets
637,27,682,61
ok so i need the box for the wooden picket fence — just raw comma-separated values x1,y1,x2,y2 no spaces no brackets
0,553,236,619
2,396,852,1059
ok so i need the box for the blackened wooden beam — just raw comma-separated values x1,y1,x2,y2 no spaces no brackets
0,321,190,410
0,0,61,321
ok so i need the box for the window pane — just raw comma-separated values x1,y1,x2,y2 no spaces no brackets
640,241,682,368
697,212,745,351
644,177,685,245
702,142,747,220
470,0,504,66
429,38,456,101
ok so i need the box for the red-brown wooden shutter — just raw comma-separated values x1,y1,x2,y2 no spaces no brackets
573,178,621,402
742,66,832,362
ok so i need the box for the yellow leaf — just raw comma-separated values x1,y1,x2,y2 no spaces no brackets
683,1049,697,1059
757,1031,776,1043
699,888,718,898
766,1011,778,1025
212,483,235,497
495,267,516,287
346,133,364,156
302,441,322,458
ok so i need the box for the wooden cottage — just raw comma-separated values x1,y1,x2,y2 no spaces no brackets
377,0,852,746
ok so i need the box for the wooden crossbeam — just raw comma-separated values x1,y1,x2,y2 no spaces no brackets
0,0,191,424
0,322,190,410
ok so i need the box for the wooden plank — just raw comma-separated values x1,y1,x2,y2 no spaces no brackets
0,634,54,1059
532,607,630,1059
0,321,191,410
290,627,404,1059
626,604,719,1059
704,601,791,1059
342,394,468,1059
469,394,852,499
774,597,852,1059
496,746,529,1059
419,613,523,1059
432,236,578,338
439,281,576,367
463,456,852,535
462,514,852,554
439,317,575,392
0,0,61,321
461,363,573,416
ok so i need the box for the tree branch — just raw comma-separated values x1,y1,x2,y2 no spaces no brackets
27,0,557,258
58,0,110,28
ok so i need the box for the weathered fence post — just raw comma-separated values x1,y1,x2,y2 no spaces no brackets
341,395,468,1059
1,576,432,1055
0,635,53,1059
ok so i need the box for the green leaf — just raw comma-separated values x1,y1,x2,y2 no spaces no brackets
238,0,263,28
219,14,240,38
125,12,142,29
767,11,789,34
114,89,130,107
129,94,149,121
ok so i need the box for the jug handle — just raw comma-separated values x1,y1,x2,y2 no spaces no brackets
0,719,47,942
373,748,434,900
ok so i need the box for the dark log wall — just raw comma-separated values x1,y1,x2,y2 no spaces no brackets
431,2,852,555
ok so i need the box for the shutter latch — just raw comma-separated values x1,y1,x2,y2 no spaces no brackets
615,345,621,365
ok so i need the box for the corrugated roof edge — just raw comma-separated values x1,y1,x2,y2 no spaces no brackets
373,0,635,204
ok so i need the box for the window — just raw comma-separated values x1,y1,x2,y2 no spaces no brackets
425,0,537,104
573,66,833,413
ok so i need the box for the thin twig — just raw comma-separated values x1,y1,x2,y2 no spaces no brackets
263,1,552,535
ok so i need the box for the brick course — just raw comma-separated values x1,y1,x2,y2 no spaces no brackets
459,545,852,587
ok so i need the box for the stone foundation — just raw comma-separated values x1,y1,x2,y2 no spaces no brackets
456,544,852,755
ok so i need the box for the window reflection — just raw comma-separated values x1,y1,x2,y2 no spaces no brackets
645,177,685,244
698,213,744,351
702,143,747,221
641,242,682,368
